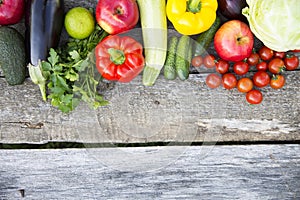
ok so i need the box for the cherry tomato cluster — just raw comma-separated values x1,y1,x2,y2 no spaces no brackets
191,46,300,105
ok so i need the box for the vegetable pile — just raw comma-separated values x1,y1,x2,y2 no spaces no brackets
0,0,299,112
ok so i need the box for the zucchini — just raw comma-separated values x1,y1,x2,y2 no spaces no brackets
175,35,192,81
194,16,221,56
0,27,26,85
164,36,178,80
137,0,167,86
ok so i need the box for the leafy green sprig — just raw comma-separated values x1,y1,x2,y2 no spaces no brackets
40,25,109,113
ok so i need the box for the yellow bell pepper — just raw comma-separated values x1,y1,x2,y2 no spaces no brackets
166,0,218,35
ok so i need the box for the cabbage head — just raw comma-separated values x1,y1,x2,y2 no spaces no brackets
242,0,300,52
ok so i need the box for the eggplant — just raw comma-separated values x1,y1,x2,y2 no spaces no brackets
25,0,64,66
218,0,247,22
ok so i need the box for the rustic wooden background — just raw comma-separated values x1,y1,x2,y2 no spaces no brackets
1,0,300,199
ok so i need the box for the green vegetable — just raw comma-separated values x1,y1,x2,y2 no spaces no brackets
0,27,26,85
164,36,178,80
175,35,192,81
30,25,109,113
242,0,300,52
137,0,168,86
194,16,221,56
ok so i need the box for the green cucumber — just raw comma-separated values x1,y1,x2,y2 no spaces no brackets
164,36,178,80
0,27,26,85
175,35,191,81
194,16,221,56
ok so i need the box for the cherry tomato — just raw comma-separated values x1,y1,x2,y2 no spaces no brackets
291,49,300,53
246,90,263,105
252,71,270,88
206,73,222,89
247,52,260,66
268,58,285,74
259,46,274,61
215,59,230,74
191,56,203,68
203,54,216,68
237,77,253,93
222,73,237,90
284,55,299,71
233,61,249,75
270,74,285,89
274,51,286,59
256,61,268,71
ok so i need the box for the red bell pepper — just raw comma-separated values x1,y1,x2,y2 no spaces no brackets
95,0,139,35
95,35,145,83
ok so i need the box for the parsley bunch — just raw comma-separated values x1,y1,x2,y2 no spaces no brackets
40,25,109,113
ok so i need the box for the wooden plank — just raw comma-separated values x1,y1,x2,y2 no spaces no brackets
1,0,300,144
1,70,300,144
0,145,299,199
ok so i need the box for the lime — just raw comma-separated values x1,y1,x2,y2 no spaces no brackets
64,7,95,39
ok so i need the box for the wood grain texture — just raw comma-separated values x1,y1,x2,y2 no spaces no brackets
0,145,299,199
1,0,300,144
0,71,300,144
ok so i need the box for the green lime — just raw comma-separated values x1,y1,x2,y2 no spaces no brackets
64,7,95,39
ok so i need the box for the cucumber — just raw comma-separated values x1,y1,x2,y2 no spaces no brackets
194,16,221,56
175,35,191,81
0,27,26,85
164,36,178,80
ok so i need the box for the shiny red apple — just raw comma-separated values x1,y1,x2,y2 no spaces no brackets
0,0,25,25
214,20,254,62
95,0,139,35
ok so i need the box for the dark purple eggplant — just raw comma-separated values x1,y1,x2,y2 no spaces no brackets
218,0,247,22
25,0,64,66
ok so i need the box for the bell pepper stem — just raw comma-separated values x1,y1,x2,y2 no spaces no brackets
108,48,125,65
187,0,202,13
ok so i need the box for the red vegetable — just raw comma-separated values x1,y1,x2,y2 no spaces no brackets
191,55,203,68
237,77,253,93
233,61,249,75
222,73,237,90
268,58,285,74
206,73,222,89
246,90,263,105
0,0,25,25
203,54,216,68
259,46,273,61
284,54,299,71
256,60,268,71
252,71,270,88
270,75,285,90
215,59,229,74
95,35,145,82
247,51,260,66
95,0,139,35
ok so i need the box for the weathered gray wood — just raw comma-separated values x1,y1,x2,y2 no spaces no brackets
0,145,299,199
1,70,300,144
1,0,300,144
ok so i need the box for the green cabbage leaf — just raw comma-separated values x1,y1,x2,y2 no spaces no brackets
242,0,300,51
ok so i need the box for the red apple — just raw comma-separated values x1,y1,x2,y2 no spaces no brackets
0,0,25,25
214,20,254,62
96,0,139,35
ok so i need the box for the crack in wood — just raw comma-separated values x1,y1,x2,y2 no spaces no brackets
3,121,44,129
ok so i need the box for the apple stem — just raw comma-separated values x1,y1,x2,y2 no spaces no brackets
187,0,202,13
